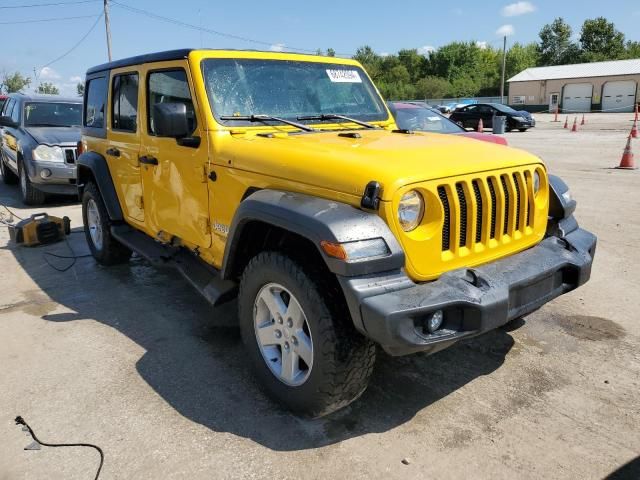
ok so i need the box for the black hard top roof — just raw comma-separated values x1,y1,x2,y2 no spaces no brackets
86,49,193,75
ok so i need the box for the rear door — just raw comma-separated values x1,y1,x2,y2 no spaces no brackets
107,67,145,223
139,61,211,248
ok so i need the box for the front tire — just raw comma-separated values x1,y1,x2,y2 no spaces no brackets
238,251,376,417
82,182,132,265
18,160,45,205
518,128,528,132
0,153,18,185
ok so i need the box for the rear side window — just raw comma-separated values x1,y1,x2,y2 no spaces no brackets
84,76,107,128
147,69,196,135
111,73,139,132
2,98,15,117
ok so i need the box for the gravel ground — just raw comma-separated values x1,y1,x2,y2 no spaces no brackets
0,112,639,479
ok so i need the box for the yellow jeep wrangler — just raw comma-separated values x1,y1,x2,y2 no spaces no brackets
78,49,596,416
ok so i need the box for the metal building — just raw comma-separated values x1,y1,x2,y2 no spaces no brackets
507,59,640,113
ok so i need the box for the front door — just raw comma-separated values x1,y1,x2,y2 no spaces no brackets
549,93,560,112
139,62,211,248
2,99,20,171
107,67,144,223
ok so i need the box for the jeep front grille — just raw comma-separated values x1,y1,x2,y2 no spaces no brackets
64,148,77,164
438,170,536,253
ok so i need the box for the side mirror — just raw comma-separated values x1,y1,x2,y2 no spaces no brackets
0,116,18,128
152,103,189,138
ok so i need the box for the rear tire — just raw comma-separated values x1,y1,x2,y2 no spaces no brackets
82,182,132,265
238,251,376,417
0,153,18,185
518,128,528,132
18,160,45,205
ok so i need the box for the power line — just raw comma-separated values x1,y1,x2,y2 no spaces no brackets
110,1,352,57
0,13,97,24
40,13,104,69
0,0,99,8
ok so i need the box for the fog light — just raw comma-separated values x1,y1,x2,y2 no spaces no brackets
425,310,444,333
40,169,52,179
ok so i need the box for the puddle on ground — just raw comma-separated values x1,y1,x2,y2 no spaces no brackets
554,314,625,341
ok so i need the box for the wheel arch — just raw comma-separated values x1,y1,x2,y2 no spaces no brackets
220,189,405,281
77,151,123,221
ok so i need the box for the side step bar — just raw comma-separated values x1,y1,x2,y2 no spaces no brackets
111,225,237,306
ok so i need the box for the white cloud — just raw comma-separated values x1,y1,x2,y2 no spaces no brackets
39,66,61,80
476,41,488,49
269,43,285,52
379,52,390,57
417,45,436,55
502,1,536,17
496,24,515,36
69,75,82,83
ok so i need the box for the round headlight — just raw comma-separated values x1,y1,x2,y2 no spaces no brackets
533,171,541,195
398,190,424,232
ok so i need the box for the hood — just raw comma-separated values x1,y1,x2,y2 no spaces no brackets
26,127,81,146
217,129,542,202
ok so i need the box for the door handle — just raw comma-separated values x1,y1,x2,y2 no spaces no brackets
106,147,120,157
139,155,158,165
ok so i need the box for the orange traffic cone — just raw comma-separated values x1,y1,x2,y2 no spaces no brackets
477,118,484,132
581,114,586,125
631,118,639,139
616,135,636,169
563,116,569,129
571,117,578,132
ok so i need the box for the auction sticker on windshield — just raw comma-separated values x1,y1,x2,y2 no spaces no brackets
326,69,362,83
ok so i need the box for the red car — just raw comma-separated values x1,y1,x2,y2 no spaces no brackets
387,101,508,146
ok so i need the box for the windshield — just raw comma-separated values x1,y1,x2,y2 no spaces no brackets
24,102,82,127
492,103,518,114
202,59,388,127
391,104,464,134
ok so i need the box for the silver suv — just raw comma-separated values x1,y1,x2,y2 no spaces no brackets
0,94,82,204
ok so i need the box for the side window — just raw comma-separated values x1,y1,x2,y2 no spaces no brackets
2,98,15,117
111,73,139,132
147,69,196,136
10,100,21,123
84,76,108,128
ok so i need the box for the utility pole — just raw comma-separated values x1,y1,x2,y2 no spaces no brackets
104,0,112,61
500,35,507,104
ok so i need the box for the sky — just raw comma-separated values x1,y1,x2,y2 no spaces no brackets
1,0,639,96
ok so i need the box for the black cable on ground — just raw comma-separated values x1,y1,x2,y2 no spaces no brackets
43,236,92,272
14,416,104,480
2,205,23,220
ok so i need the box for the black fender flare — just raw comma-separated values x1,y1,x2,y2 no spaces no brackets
77,151,123,221
220,189,405,279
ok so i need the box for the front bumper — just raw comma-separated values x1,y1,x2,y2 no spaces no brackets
29,160,77,195
339,227,596,356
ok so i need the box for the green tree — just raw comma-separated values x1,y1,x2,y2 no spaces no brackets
397,49,425,82
506,43,540,80
579,17,626,62
36,82,60,95
326,48,336,57
77,82,85,96
415,76,451,99
625,41,640,59
538,18,580,65
1,71,31,93
353,45,382,80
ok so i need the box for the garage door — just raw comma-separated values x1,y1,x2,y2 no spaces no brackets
562,83,593,113
602,81,637,113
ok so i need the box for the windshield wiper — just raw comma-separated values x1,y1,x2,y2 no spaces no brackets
297,114,377,129
27,123,66,127
219,114,315,132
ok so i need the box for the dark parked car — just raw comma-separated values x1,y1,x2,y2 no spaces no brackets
0,94,81,204
388,101,508,145
449,103,535,132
